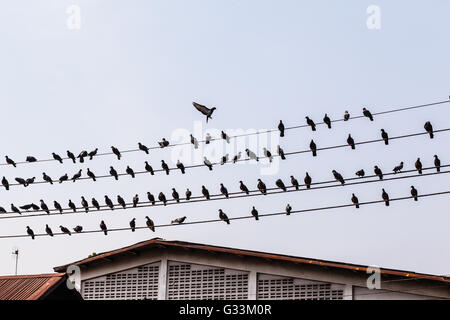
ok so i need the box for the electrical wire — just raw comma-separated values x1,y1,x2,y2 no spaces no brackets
2,127,449,189
0,99,448,167
0,163,446,220
2,188,450,239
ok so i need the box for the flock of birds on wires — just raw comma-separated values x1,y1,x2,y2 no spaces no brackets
0,100,447,239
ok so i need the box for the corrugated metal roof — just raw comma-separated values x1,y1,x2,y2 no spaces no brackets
53,238,450,283
0,273,66,300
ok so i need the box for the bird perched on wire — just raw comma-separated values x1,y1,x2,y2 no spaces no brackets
158,192,167,205
145,216,155,232
415,158,423,174
5,156,16,167
204,157,213,170
145,161,154,175
205,133,212,144
305,116,316,131
59,174,68,184
40,200,50,214
221,131,230,143
133,194,139,207
73,226,83,233
78,151,88,163
323,114,331,129
347,134,355,150
26,156,37,163
355,169,365,177
246,149,259,162
309,140,317,157
381,129,389,145
81,197,89,213
129,218,136,232
71,169,82,182
172,216,186,224
219,209,230,224
172,188,180,203
363,108,374,121
31,203,40,211
304,172,312,189
249,206,259,221
25,177,35,186
158,138,169,148
109,166,118,180
434,155,441,172
344,111,350,121
27,226,35,240
257,179,267,195
138,143,149,154
2,177,9,190
92,198,100,210
100,221,108,235
382,189,390,206
277,145,286,160
240,181,249,195
202,186,210,200
263,148,273,162
111,146,121,160
53,201,63,214
278,120,285,137
275,179,287,192
393,162,404,174
374,166,383,180
87,168,96,182
67,151,76,163
221,154,229,165
193,102,216,123
60,225,72,236
20,204,33,211
290,176,299,190
185,189,192,200
332,170,345,185
0,206,6,213
220,183,229,198
233,152,242,163
286,204,292,215
68,200,77,212
117,195,126,209
88,148,98,160
45,225,54,237
147,192,156,205
410,186,418,201
42,172,53,184
351,194,359,209
190,134,199,149
161,160,170,175
15,177,27,187
175,160,185,174
52,153,63,164
424,121,434,139
104,196,114,210
126,166,135,178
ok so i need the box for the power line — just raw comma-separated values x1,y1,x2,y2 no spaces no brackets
2,188,450,239
0,99,448,167
2,127,449,189
0,163,446,220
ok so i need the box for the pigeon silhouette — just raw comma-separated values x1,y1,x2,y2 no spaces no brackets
54,201,63,214
42,172,53,184
304,172,312,189
2,177,9,190
374,166,383,180
351,194,359,209
111,146,121,160
347,134,355,149
190,134,199,149
278,120,285,137
221,131,230,143
161,160,170,175
310,140,317,157
5,156,16,167
193,102,216,123
92,198,100,210
26,156,37,162
323,114,331,129
393,162,404,174
117,195,126,209
251,206,259,220
104,196,114,210
45,224,54,237
355,169,365,177
15,177,27,187
185,189,192,200
220,183,229,198
11,204,21,215
363,108,374,121
78,151,87,163
87,168,96,181
246,149,259,162
71,169,82,182
68,200,77,212
176,160,185,174
257,179,267,195
286,204,292,215
240,181,249,194
290,176,299,190
233,152,242,163
305,116,316,131
381,129,389,145
133,194,139,207
52,153,63,164
434,155,441,172
138,143,149,154
40,200,50,214
424,121,434,139
332,170,345,185
158,138,169,148
263,148,273,162
27,226,35,239
172,188,180,203
171,216,187,224
221,154,229,165
59,174,68,184
110,166,119,180
382,189,390,206
158,192,167,205
25,177,35,186
202,186,210,200
88,148,98,160
147,192,155,205
415,158,423,174
60,225,72,236
277,145,286,160
73,226,83,233
411,186,418,201
67,151,76,163
145,161,154,175
344,111,350,121
100,221,108,235
204,157,213,170
275,179,287,192
130,218,136,232
81,197,89,213
126,166,135,178
145,216,155,232
219,209,230,224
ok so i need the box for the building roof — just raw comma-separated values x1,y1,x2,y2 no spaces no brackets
0,273,67,300
54,238,449,283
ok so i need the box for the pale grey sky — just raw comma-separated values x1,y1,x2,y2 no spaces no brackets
0,0,449,276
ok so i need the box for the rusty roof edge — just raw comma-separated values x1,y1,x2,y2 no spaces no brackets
52,239,450,283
